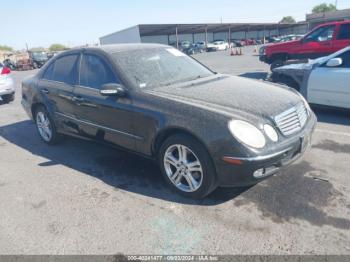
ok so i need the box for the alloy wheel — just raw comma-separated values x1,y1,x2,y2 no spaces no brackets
36,111,52,142
163,144,203,192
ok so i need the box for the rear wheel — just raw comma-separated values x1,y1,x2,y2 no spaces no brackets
158,134,217,199
2,94,14,103
34,106,61,145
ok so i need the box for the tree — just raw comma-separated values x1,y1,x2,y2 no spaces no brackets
0,45,13,51
280,16,296,24
312,3,337,14
49,43,67,52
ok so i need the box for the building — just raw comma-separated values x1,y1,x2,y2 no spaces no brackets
306,8,350,28
100,23,308,46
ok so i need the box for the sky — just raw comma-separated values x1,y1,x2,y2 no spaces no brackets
1,0,349,50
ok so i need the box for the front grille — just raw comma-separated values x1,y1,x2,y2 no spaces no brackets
274,103,308,136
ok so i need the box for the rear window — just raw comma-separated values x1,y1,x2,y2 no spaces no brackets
337,24,350,40
42,54,79,85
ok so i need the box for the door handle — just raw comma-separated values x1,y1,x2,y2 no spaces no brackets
72,96,85,103
41,88,49,94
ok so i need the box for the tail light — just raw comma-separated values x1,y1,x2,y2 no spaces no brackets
1,67,11,75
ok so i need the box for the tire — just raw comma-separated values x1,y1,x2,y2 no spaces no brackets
270,59,285,71
158,134,218,199
2,94,14,103
34,106,61,145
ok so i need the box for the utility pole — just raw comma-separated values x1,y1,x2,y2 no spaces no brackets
335,0,338,9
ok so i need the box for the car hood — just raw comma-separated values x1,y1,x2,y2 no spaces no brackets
266,40,300,54
146,75,302,120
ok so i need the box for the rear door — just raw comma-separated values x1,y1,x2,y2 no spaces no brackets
295,25,336,59
38,53,80,133
308,50,350,109
333,23,350,51
72,51,137,150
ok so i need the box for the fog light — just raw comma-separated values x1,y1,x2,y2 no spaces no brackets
253,168,265,178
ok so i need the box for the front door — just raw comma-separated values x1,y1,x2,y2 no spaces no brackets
72,51,138,150
295,25,336,59
308,50,350,109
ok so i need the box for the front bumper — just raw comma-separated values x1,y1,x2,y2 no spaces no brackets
216,112,317,187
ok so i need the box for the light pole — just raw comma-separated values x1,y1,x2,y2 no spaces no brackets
335,0,338,9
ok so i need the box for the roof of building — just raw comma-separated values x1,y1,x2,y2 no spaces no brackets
101,22,308,39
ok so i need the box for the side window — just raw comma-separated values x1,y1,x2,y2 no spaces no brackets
337,24,350,40
305,25,336,42
42,54,79,85
80,54,118,89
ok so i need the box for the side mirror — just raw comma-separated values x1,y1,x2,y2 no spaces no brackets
100,83,127,97
326,58,342,67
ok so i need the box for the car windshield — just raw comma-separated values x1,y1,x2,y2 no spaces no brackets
111,47,214,88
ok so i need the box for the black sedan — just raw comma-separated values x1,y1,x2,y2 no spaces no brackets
21,44,317,199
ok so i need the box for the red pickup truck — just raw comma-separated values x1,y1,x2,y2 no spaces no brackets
260,20,350,70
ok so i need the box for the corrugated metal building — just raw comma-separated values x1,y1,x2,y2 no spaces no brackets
100,23,308,46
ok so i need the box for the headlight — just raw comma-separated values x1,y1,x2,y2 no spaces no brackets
263,124,278,142
228,120,266,149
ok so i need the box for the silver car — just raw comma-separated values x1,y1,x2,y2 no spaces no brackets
0,63,15,103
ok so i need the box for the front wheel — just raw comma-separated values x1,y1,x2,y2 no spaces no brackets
158,134,217,199
34,106,61,145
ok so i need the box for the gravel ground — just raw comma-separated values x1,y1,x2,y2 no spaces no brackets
0,47,349,255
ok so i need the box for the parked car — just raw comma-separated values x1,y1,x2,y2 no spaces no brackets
261,20,350,70
0,63,15,103
195,41,206,49
29,51,49,68
207,40,229,51
21,44,316,198
273,46,350,109
184,43,206,55
179,41,191,50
